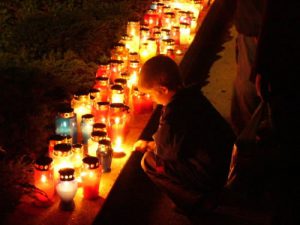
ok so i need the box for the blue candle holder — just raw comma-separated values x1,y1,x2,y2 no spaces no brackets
80,114,95,144
55,106,77,144
97,139,113,173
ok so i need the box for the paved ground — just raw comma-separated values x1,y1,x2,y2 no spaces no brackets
93,1,273,225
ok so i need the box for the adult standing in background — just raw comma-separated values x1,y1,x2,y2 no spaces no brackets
230,0,266,135
255,1,300,225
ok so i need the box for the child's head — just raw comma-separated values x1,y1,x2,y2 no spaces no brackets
138,55,183,105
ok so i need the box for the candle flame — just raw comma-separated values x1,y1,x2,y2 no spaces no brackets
113,137,123,153
115,117,120,124
41,175,47,183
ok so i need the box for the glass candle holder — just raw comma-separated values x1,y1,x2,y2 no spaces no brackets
111,43,129,71
89,88,101,104
110,84,125,104
127,20,140,53
144,9,160,30
129,52,140,62
34,156,55,204
180,22,191,46
93,77,110,102
55,106,77,144
56,168,78,210
162,12,175,30
132,88,154,114
96,62,110,78
161,28,171,40
97,139,113,173
81,156,101,200
140,27,151,45
114,78,130,105
71,91,92,142
53,143,74,182
108,103,126,156
87,131,108,157
93,101,109,124
128,60,140,89
93,122,107,132
109,59,123,83
171,26,180,45
48,134,66,158
71,143,84,178
80,114,95,144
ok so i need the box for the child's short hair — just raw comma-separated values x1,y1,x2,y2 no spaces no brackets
139,55,182,91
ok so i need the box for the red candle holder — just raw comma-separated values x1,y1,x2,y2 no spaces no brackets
110,84,125,104
132,89,154,114
93,101,109,124
48,134,66,158
93,77,110,102
111,43,129,71
34,156,55,206
107,103,127,157
96,62,110,78
144,9,160,30
81,156,102,200
109,59,123,83
93,122,107,133
114,78,130,105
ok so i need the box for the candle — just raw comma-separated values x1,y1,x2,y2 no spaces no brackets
109,59,122,83
140,43,155,65
114,78,130,105
108,103,126,155
97,139,113,173
171,26,180,45
93,101,109,124
132,89,154,114
144,9,160,30
96,62,110,78
111,43,129,71
126,20,140,53
89,88,101,104
161,12,175,30
81,156,101,200
80,114,95,144
110,84,125,104
55,106,77,144
161,28,171,40
53,143,74,182
71,91,92,142
93,122,107,132
48,134,66,158
140,27,151,45
71,144,84,178
34,156,55,204
160,38,175,55
87,131,107,157
128,60,140,89
56,168,78,210
180,22,191,47
129,52,139,62
93,77,110,102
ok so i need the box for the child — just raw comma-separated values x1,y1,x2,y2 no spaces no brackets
135,55,235,214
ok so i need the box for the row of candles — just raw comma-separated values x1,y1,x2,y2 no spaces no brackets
33,0,209,209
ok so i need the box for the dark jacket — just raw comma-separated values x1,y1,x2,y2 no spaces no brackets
154,86,235,190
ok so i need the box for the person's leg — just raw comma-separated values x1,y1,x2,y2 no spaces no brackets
141,151,218,213
230,34,259,135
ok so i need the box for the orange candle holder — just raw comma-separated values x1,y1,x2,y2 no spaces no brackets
81,156,102,200
34,156,55,206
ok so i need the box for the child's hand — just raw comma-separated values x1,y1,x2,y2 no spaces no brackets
133,140,149,152
133,140,156,152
